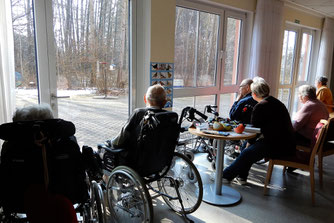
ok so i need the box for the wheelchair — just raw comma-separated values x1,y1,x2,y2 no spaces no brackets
0,119,106,223
97,107,205,223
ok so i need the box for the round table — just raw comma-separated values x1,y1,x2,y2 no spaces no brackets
188,127,257,206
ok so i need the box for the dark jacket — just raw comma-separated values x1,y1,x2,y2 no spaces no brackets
111,107,179,175
251,96,296,158
229,92,258,124
112,107,166,163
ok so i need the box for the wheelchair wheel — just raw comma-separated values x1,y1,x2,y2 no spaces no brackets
91,181,106,223
158,152,203,214
106,166,153,223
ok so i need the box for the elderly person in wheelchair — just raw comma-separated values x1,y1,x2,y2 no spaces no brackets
0,104,105,223
102,84,171,170
97,84,203,223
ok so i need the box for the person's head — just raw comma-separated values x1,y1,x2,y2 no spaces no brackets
298,85,317,104
239,78,253,96
250,77,270,102
144,84,167,108
315,76,328,88
13,104,54,122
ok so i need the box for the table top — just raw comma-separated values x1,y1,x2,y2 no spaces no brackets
188,127,257,140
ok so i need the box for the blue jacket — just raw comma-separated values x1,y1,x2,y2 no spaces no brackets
229,93,257,124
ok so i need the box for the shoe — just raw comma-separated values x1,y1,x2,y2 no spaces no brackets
287,167,297,173
210,172,231,184
222,178,231,184
236,177,247,185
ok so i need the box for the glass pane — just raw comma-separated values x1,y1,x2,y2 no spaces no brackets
277,88,290,109
291,87,302,120
194,95,216,114
298,33,312,82
219,93,236,118
173,97,194,116
279,30,296,85
53,0,129,147
196,12,219,87
224,17,242,85
11,0,38,108
174,7,219,88
174,7,197,88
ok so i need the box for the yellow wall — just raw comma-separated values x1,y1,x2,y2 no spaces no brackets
151,0,176,63
284,6,323,29
209,0,256,12
150,0,324,64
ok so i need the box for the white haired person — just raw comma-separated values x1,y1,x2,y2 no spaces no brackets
222,77,295,185
293,85,329,147
315,76,333,113
12,103,54,121
1,103,78,223
109,84,168,164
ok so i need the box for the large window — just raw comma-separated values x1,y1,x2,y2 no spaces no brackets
11,0,38,107
174,7,219,88
52,0,130,146
278,26,315,115
10,0,130,147
173,2,246,117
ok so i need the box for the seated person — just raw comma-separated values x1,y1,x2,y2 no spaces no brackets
228,79,258,154
229,78,258,124
223,77,296,185
315,76,333,113
108,84,169,167
293,85,329,147
1,104,78,223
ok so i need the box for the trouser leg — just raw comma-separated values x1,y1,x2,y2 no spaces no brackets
223,140,265,180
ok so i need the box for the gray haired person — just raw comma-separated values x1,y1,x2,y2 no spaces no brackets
315,76,333,113
293,84,329,146
13,104,54,122
223,77,295,185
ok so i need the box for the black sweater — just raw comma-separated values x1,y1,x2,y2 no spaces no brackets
251,96,296,158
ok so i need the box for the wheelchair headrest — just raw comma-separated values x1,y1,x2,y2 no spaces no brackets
153,110,178,125
139,110,179,137
0,119,75,141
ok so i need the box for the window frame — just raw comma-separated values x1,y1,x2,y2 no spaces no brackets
174,0,247,111
277,23,319,114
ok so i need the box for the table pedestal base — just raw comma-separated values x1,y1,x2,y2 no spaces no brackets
202,183,241,206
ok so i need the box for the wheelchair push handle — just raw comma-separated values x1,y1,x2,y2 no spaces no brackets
179,107,208,125
204,105,219,117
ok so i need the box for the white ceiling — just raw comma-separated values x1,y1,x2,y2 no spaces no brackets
286,0,334,18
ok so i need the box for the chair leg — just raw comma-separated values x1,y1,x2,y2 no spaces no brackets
318,155,323,186
310,167,315,205
264,161,273,195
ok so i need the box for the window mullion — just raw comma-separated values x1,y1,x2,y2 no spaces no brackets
193,11,200,88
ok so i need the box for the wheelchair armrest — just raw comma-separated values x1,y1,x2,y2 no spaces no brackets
97,143,124,153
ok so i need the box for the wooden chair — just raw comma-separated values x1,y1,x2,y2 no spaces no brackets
263,119,328,205
318,117,334,185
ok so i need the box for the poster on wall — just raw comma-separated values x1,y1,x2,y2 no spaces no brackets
150,62,174,108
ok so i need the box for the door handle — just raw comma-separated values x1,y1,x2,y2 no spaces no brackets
51,93,70,99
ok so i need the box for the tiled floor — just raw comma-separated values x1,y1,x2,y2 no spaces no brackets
151,152,334,223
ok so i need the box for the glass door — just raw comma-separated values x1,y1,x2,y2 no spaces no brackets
52,0,130,147
10,0,130,147
278,27,314,117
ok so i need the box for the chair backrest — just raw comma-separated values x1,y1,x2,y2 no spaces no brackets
132,111,179,177
309,119,328,165
321,117,334,152
0,119,88,213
